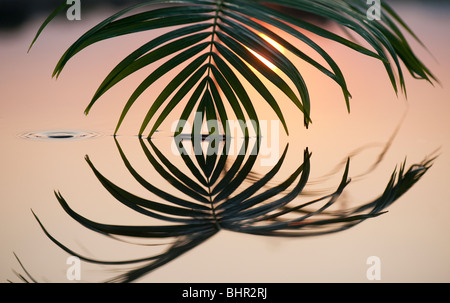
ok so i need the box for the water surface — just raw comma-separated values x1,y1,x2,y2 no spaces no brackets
1,2,450,283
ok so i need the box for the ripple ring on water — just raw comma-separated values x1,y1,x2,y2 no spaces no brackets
19,130,100,141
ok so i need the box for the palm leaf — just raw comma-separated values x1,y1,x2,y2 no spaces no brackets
19,0,438,283
28,0,436,137
22,135,435,283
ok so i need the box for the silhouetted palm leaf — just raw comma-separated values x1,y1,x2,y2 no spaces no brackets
29,0,437,137
18,0,439,283
22,136,435,283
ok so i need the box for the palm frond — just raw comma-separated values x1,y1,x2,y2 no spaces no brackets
24,136,435,282
9,253,38,283
28,0,436,137
19,0,438,283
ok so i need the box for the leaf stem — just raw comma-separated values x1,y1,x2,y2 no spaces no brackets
207,176,221,231
206,0,224,78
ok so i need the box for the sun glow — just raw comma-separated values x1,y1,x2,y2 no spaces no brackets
248,34,285,71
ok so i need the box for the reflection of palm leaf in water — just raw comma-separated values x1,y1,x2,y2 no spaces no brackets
29,0,437,137
23,0,435,282
25,137,434,283
16,0,439,284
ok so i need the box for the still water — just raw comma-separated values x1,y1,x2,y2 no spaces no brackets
1,1,450,283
